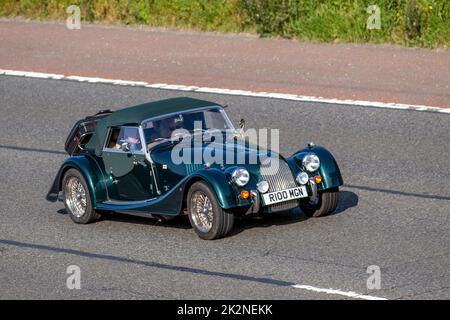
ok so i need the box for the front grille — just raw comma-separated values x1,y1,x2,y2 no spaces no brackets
269,199,300,212
260,157,299,212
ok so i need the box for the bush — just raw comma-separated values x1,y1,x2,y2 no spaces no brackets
0,0,448,49
239,0,449,48
239,0,301,38
404,0,421,40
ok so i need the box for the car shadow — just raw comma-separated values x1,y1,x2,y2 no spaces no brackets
55,191,358,235
57,208,192,229
330,190,359,215
101,212,192,230
229,190,358,237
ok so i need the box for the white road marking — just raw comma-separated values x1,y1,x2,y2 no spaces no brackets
291,284,388,300
1,68,448,114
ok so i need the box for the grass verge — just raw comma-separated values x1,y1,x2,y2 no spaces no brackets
1,0,448,49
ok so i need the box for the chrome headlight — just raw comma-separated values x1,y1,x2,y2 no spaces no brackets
231,168,250,187
296,172,309,185
256,180,269,193
302,153,320,172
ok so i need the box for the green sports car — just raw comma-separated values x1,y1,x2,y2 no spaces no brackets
47,97,343,240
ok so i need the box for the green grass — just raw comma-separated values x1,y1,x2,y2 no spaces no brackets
1,0,448,49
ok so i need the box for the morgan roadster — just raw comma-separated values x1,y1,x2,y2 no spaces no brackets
47,97,343,240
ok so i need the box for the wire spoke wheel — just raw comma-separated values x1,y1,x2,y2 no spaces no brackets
64,176,87,218
62,169,100,224
187,181,234,240
190,191,214,233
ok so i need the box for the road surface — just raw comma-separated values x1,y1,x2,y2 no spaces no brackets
0,75,449,299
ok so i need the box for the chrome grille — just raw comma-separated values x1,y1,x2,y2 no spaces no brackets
269,199,299,212
260,157,299,212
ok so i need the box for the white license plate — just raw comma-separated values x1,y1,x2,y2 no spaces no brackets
262,186,308,205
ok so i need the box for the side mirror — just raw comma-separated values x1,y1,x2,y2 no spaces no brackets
239,118,246,131
121,142,131,152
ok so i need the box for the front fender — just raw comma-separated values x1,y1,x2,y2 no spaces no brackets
288,146,343,190
46,155,107,206
188,168,238,210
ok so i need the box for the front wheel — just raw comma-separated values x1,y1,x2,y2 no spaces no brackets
187,181,234,240
62,168,101,224
299,188,339,217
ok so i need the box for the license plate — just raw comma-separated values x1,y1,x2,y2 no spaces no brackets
262,186,308,205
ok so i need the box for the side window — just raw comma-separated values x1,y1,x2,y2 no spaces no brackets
105,127,142,152
107,127,121,148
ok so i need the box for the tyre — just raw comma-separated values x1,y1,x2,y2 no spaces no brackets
300,187,339,217
62,168,101,224
187,181,234,240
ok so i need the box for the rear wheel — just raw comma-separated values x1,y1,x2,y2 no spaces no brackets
187,181,234,240
300,188,339,217
62,168,101,224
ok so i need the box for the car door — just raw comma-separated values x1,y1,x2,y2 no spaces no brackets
149,143,193,195
102,126,157,201
142,113,199,196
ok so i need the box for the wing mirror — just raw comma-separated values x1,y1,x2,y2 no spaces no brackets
234,118,246,141
239,118,246,131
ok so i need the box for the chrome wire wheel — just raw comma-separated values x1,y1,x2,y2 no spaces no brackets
190,191,213,233
187,181,235,240
64,176,87,218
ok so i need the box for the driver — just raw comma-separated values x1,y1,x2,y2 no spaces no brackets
147,117,178,148
154,117,176,139
147,115,187,149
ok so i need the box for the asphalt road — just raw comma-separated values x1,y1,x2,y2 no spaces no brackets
0,75,449,299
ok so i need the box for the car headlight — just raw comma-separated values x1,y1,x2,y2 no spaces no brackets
296,172,309,185
231,168,250,187
302,153,320,172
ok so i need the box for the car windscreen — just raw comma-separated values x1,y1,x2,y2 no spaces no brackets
142,108,233,145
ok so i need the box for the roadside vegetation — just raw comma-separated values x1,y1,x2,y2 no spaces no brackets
1,0,448,49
